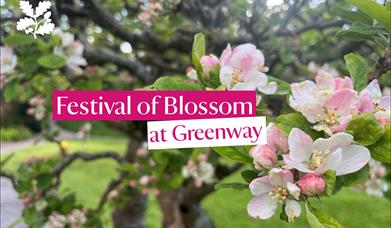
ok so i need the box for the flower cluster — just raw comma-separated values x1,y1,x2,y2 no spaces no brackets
182,151,215,187
43,209,87,228
0,46,17,88
247,126,371,221
53,28,87,75
27,95,46,121
137,1,163,26
356,159,389,197
289,72,390,135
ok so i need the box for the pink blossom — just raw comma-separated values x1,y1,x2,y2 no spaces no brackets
297,173,325,195
308,62,339,78
139,175,150,186
186,66,198,81
250,145,277,169
247,168,301,221
289,75,359,134
219,44,277,93
0,46,17,75
283,128,370,176
267,124,289,153
359,80,390,125
129,180,138,188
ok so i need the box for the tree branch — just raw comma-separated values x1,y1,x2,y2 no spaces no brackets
53,151,125,176
95,178,122,212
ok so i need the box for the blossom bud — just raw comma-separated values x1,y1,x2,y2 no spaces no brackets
200,54,219,76
297,174,325,196
267,124,289,153
250,145,277,169
129,180,138,188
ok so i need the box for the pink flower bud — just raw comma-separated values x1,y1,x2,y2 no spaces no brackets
129,180,138,188
139,175,150,186
297,174,325,196
142,187,149,195
200,54,219,75
250,145,277,169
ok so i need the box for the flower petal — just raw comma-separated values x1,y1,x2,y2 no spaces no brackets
269,168,294,187
313,132,353,153
360,79,382,103
336,145,371,176
288,128,313,162
285,200,301,222
287,182,301,200
326,89,359,115
249,176,273,196
219,65,234,88
258,81,278,95
283,155,313,173
247,195,277,219
314,149,342,175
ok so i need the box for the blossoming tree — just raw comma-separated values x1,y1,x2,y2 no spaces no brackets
1,0,390,227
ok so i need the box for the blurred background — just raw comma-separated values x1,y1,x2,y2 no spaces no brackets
1,0,390,227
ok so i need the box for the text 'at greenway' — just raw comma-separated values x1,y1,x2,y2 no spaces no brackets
147,117,267,149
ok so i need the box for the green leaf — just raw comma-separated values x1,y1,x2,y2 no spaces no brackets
192,33,206,84
3,79,20,102
305,203,342,228
212,146,252,163
208,64,221,87
368,124,391,163
345,0,390,31
346,112,385,146
37,54,67,69
37,173,53,190
331,5,373,25
336,30,374,42
149,76,204,90
214,182,248,190
241,170,259,183
323,170,336,196
4,34,36,46
268,76,290,95
275,113,323,140
339,165,369,187
344,53,369,91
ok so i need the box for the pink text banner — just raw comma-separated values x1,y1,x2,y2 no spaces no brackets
52,90,256,121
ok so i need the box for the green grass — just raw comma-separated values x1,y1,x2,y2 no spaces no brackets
1,139,390,228
0,126,32,142
57,121,126,137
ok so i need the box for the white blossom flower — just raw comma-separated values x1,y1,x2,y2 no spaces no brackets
43,212,67,228
17,1,54,38
53,28,87,74
67,209,87,226
1,46,17,76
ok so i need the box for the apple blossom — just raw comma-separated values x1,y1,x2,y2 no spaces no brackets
139,175,150,186
289,75,360,134
182,160,215,187
67,209,87,226
247,168,301,221
283,128,371,176
53,28,87,75
267,123,289,153
250,145,277,169
186,66,198,81
219,43,277,93
308,62,339,78
359,79,390,125
43,212,67,228
297,173,325,196
0,46,17,76
358,159,389,197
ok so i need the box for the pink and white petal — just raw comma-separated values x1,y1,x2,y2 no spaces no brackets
359,94,374,113
288,128,313,162
361,80,382,103
326,89,359,115
285,200,301,222
316,74,335,91
379,96,391,111
287,182,301,200
247,195,277,219
290,81,317,103
336,145,371,176
249,176,274,196
330,123,348,133
299,103,324,123
219,44,232,66
283,155,313,173
269,168,294,187
314,149,342,175
335,77,353,91
258,81,277,94
313,132,353,152
219,65,234,88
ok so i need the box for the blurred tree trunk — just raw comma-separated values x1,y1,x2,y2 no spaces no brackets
113,123,148,228
158,183,215,228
